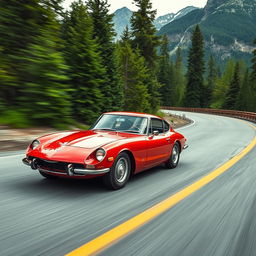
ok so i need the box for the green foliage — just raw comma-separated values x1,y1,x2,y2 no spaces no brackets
157,35,173,106
0,0,73,128
130,0,161,113
173,47,186,106
21,29,72,127
185,25,205,107
203,55,217,107
131,0,160,70
211,60,235,109
237,69,251,111
118,38,150,113
0,47,17,106
251,39,256,81
0,0,46,107
62,0,105,124
250,39,256,111
87,0,123,112
223,62,241,110
0,109,31,128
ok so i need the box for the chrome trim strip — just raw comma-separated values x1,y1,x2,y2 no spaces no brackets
38,167,110,176
73,168,110,175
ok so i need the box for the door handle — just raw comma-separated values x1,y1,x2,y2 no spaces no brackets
166,138,170,141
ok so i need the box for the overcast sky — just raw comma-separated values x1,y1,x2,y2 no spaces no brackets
63,0,208,17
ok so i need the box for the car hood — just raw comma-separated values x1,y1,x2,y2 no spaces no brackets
29,130,140,163
42,130,127,150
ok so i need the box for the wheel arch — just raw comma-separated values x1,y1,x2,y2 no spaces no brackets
174,140,181,152
119,149,136,176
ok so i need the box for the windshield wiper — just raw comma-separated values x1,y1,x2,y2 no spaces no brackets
121,130,140,134
93,128,116,131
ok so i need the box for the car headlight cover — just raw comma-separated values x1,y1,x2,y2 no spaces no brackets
95,148,106,161
31,140,40,150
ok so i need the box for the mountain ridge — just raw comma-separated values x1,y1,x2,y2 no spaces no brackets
113,6,198,40
158,0,256,64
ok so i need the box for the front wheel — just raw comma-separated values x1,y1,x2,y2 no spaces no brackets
165,142,180,169
103,152,131,190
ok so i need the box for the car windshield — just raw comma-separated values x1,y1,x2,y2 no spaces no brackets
92,114,148,134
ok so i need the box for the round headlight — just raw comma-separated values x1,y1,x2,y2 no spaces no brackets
31,140,40,150
95,148,106,161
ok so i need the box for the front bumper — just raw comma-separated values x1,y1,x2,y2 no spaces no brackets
22,157,110,176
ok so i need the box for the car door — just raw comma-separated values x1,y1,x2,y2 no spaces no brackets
145,118,171,168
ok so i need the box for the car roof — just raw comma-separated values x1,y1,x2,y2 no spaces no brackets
104,111,163,120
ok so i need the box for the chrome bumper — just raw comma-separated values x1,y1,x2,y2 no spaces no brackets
22,158,110,176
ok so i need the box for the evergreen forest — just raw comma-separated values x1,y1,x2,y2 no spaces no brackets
0,0,255,128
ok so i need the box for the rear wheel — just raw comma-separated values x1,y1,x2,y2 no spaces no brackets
165,142,180,169
103,152,131,190
39,171,57,179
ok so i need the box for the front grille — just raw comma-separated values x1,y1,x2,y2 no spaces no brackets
29,157,84,173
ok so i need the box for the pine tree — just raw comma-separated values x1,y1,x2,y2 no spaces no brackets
62,0,106,123
223,62,241,110
118,34,150,112
211,60,235,109
0,0,73,127
251,39,256,82
121,26,132,44
185,25,205,108
0,0,47,107
19,0,72,127
158,35,173,106
0,46,16,107
87,0,123,112
203,55,217,107
173,47,185,106
237,69,251,111
21,30,71,127
130,0,160,113
131,0,159,70
250,39,256,111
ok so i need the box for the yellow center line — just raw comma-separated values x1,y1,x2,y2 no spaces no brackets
66,123,256,256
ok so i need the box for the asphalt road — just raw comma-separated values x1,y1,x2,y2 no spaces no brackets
0,112,255,256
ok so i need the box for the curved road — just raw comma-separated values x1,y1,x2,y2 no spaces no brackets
0,112,255,256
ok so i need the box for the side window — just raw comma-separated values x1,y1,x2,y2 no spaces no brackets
150,118,164,134
163,121,170,133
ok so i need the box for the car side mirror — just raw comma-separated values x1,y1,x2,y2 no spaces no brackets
153,130,159,136
148,130,159,140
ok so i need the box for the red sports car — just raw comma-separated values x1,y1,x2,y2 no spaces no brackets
22,112,188,189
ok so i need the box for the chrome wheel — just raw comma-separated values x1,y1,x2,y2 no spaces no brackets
165,142,180,169
115,157,129,183
172,144,179,164
103,152,131,190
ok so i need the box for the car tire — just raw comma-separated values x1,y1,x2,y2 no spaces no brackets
39,171,57,179
165,142,180,169
103,152,131,190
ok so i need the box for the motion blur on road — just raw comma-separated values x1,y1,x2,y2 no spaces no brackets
0,111,256,256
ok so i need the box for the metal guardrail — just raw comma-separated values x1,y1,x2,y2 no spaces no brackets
161,107,256,123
